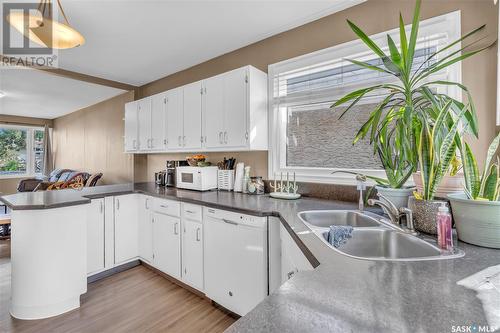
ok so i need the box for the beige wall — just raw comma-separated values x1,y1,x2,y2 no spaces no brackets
52,91,135,185
135,0,498,181
138,152,268,183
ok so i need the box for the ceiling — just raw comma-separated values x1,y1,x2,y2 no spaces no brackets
0,68,126,119
0,0,364,119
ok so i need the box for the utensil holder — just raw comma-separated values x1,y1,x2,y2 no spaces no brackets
218,170,235,191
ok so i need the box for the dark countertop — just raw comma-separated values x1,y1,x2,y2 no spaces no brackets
2,183,499,332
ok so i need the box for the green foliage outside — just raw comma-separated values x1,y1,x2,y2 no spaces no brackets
0,128,27,173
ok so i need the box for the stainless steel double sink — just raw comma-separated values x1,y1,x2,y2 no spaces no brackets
298,210,464,261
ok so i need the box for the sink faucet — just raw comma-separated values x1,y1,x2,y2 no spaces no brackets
367,194,417,234
355,174,367,212
368,194,400,225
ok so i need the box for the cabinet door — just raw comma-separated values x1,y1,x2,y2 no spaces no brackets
153,212,181,279
151,93,167,151
138,98,152,151
87,199,105,275
138,196,153,263
204,216,267,316
223,67,248,148
182,219,203,290
124,101,138,152
183,81,203,150
166,87,184,149
114,194,139,264
202,76,224,149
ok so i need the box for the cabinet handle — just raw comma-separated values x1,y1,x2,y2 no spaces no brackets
150,138,153,148
132,139,137,149
99,201,104,214
287,270,296,280
196,227,201,241
222,218,238,226
224,131,228,144
116,198,120,210
178,136,181,146
145,198,149,209
160,204,168,208
183,136,186,146
185,210,196,214
218,132,223,144
174,222,179,235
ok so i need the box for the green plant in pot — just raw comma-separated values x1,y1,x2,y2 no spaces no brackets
330,0,489,210
408,95,467,234
448,133,500,248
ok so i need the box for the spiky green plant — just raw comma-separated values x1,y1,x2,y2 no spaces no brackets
331,0,491,186
461,133,500,201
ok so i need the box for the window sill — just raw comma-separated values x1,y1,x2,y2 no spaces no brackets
0,174,33,180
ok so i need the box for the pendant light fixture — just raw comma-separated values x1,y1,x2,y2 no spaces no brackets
7,0,85,50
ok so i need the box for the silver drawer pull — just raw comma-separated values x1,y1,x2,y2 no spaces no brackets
185,210,196,214
223,219,238,226
160,204,169,208
174,222,179,235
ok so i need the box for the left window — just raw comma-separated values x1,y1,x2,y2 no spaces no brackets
0,125,45,178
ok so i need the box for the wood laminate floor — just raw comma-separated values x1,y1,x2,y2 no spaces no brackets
0,240,236,333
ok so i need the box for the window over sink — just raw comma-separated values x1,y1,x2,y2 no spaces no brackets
0,125,45,178
268,11,461,184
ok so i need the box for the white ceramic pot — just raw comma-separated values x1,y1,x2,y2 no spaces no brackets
412,172,464,199
375,186,415,209
448,192,500,249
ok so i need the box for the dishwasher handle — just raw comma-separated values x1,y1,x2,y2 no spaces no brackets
222,218,238,226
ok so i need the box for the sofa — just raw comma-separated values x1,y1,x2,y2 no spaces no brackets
17,169,102,192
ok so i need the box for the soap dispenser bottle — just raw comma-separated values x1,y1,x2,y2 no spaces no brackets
437,202,453,251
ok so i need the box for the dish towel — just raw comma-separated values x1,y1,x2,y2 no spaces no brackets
324,225,354,248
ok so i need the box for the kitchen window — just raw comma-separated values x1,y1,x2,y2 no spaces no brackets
0,125,45,178
268,11,461,184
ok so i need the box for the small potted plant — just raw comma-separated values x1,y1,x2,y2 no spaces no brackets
333,120,415,209
448,133,500,248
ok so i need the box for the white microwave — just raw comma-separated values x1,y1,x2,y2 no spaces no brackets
176,166,218,191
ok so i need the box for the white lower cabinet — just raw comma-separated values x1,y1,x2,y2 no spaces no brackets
152,211,181,279
114,194,139,264
203,207,268,316
181,203,204,291
138,196,153,263
87,199,105,275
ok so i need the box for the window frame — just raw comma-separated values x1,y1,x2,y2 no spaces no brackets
268,11,462,185
0,124,45,179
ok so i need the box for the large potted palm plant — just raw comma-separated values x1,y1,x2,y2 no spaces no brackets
331,0,491,227
448,133,500,248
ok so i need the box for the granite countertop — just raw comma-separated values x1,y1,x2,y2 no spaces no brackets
2,183,499,332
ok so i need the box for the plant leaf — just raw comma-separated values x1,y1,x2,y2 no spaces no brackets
347,20,386,58
406,0,421,71
483,164,498,201
479,132,500,195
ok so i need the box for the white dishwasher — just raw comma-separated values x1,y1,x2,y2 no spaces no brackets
203,207,268,316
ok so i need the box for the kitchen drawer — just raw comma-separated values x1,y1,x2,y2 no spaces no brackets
153,198,180,217
182,203,202,222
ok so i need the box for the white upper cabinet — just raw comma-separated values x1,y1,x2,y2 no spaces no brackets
202,75,224,149
138,97,152,151
183,81,203,150
166,87,184,150
124,101,139,152
223,67,248,149
150,93,167,151
125,65,267,153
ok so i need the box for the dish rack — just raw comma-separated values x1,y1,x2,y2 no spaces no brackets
218,169,235,191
